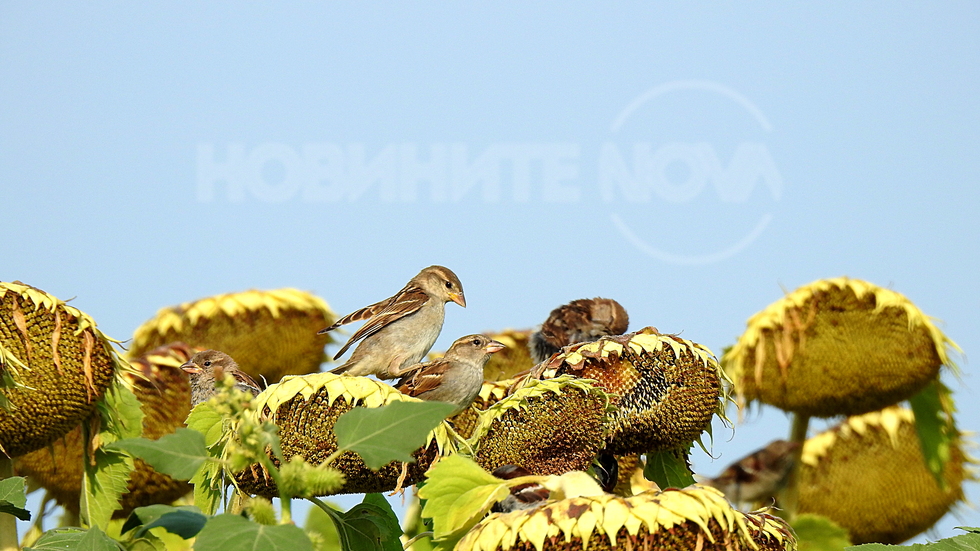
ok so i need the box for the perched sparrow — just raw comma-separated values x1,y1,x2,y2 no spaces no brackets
180,349,262,406
490,465,550,513
396,334,504,414
320,266,466,379
704,440,799,507
529,298,630,363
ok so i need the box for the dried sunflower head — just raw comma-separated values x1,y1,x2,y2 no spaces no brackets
129,288,337,383
722,278,959,417
230,373,456,497
799,406,973,544
471,376,615,476
536,328,728,454
1,282,123,457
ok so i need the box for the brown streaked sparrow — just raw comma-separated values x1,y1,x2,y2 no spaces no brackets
396,334,504,414
529,297,630,364
181,349,263,406
490,465,550,513
320,265,466,379
704,439,799,507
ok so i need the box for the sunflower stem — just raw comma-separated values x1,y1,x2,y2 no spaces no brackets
0,455,18,551
781,412,810,521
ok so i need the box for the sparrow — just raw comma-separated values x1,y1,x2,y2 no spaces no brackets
704,439,799,507
529,298,630,364
319,266,466,379
490,465,550,513
396,334,505,414
180,349,263,406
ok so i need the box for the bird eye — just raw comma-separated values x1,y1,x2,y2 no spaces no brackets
445,281,453,289
203,360,211,367
472,339,481,346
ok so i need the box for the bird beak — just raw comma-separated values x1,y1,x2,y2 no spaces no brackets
485,340,506,354
449,292,466,308
180,360,202,374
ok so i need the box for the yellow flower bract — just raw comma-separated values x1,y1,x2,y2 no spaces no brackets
458,485,794,551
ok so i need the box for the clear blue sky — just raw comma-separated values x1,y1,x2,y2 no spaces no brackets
3,2,978,544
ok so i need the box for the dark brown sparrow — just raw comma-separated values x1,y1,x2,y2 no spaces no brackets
180,349,262,406
704,439,799,507
396,334,504,414
490,465,550,513
528,298,630,364
320,266,466,379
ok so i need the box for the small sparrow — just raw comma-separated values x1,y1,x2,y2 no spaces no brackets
180,349,263,406
396,334,505,414
704,440,799,507
529,298,630,364
490,465,550,513
320,266,466,379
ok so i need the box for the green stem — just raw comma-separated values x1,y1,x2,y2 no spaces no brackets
254,455,295,525
402,531,434,550
308,496,333,516
280,497,292,525
780,412,810,521
0,456,18,551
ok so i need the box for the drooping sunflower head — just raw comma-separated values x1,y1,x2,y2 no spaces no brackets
471,376,615,476
536,327,729,454
1,282,123,457
129,288,337,383
228,372,456,497
722,278,959,417
799,406,973,544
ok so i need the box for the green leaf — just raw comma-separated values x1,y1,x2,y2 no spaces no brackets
319,501,385,551
0,476,27,508
909,380,956,488
845,527,980,550
643,447,696,489
792,514,851,551
108,428,208,481
361,494,404,551
418,455,509,545
193,513,313,551
98,379,145,442
27,526,122,551
81,378,142,528
0,476,30,520
186,402,226,447
334,401,457,470
186,402,229,515
81,443,135,529
121,504,208,539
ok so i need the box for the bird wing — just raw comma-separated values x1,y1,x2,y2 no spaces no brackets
231,369,263,396
397,359,451,397
319,295,394,334
332,284,430,360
